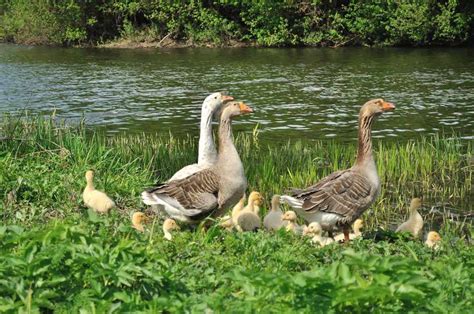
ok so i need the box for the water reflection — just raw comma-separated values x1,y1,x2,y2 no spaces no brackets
1,45,473,142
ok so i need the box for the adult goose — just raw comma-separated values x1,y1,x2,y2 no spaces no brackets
280,99,395,242
169,92,234,181
142,102,253,223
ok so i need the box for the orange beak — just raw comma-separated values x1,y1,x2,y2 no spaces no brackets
382,101,395,112
222,95,234,102
239,102,254,113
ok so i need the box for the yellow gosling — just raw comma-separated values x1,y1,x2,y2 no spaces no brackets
281,211,305,235
82,170,115,213
425,231,441,250
131,212,148,232
163,218,180,241
396,198,424,238
334,219,364,242
305,222,335,247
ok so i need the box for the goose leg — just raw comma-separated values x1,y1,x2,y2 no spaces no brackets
343,227,350,244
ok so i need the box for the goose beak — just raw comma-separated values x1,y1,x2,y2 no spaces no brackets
239,102,254,114
382,101,395,112
222,95,234,102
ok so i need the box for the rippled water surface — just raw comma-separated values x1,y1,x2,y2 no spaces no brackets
1,44,473,142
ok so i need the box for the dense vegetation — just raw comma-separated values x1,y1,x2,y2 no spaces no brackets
0,115,472,311
0,0,473,47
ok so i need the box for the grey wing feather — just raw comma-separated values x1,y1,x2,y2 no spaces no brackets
291,169,372,220
147,169,220,215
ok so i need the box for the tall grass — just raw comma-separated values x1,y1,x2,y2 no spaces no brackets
1,114,471,229
0,114,472,312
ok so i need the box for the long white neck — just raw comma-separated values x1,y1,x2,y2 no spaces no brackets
198,106,217,166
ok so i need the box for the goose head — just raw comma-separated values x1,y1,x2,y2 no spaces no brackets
271,194,281,211
163,218,180,232
360,98,395,118
281,210,297,222
203,92,234,118
221,101,253,120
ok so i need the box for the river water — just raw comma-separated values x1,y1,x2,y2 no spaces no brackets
0,44,473,142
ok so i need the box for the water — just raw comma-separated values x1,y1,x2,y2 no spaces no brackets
1,44,473,142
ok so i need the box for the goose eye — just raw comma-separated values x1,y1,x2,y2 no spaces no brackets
214,96,217,100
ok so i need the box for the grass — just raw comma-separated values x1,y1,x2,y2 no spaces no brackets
0,115,473,312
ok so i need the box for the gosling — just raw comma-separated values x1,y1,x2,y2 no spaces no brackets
163,218,180,241
304,222,335,247
281,210,305,235
425,231,441,250
131,212,147,232
82,170,115,213
263,194,287,231
396,198,424,238
334,219,363,242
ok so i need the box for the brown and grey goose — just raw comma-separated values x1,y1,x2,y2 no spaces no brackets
141,102,253,223
280,99,395,242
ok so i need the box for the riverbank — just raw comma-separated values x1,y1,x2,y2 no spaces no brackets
0,115,473,311
1,1,473,48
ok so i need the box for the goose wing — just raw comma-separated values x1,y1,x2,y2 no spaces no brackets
147,169,220,216
291,169,373,221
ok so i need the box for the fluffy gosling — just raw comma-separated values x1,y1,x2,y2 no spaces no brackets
163,218,180,241
281,211,305,235
396,198,424,238
425,231,441,250
334,219,364,242
304,222,335,247
131,212,148,232
82,170,115,213
263,194,287,231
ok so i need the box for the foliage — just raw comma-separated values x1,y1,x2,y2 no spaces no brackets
0,0,472,46
0,115,472,311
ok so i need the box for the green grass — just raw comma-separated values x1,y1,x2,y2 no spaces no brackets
0,115,473,312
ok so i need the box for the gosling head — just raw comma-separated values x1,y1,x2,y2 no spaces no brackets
271,194,280,210
85,170,94,182
132,212,147,232
132,212,147,225
360,98,395,118
163,218,180,232
203,92,234,116
427,231,441,243
353,219,364,231
306,222,323,236
248,191,264,206
410,198,422,211
221,101,253,120
281,211,297,222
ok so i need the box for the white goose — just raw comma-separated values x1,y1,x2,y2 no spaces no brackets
169,92,234,181
280,99,395,242
142,102,253,223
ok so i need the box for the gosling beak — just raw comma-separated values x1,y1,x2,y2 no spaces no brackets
239,102,254,114
222,95,234,102
382,101,395,112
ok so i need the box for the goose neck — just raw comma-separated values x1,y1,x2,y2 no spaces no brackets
356,113,375,166
198,107,216,165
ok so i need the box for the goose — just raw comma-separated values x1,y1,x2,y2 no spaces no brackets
280,99,395,242
82,170,115,213
163,218,180,241
263,194,288,231
281,211,305,235
425,231,441,250
304,222,335,247
142,102,253,223
169,92,234,182
132,212,148,232
396,198,424,238
334,219,364,242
